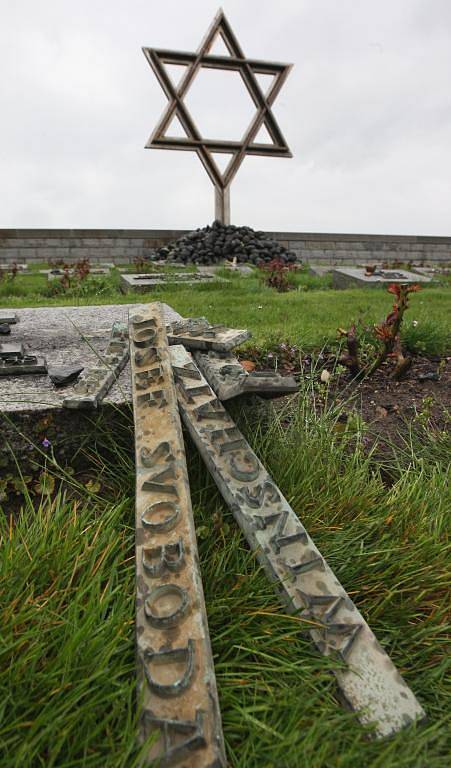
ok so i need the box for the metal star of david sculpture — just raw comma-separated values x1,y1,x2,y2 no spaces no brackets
143,8,293,224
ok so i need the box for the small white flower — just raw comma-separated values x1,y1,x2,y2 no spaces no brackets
412,320,418,327
258,305,263,309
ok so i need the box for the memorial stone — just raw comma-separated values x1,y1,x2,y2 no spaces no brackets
120,271,226,294
129,303,225,767
195,350,298,400
170,344,425,738
332,267,431,290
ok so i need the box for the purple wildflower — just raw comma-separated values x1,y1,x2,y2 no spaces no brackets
42,438,51,449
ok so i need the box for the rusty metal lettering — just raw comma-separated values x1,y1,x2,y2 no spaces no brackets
228,451,260,482
253,508,307,553
236,480,281,508
143,710,206,767
142,501,180,532
169,344,425,738
135,366,164,388
211,426,246,454
145,584,190,628
130,303,225,766
137,388,167,409
143,540,185,578
140,441,173,468
143,641,196,697
135,346,159,367
195,398,231,421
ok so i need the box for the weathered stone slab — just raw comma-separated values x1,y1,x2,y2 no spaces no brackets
167,317,251,352
63,322,129,409
129,303,225,767
120,272,227,294
170,344,425,738
332,267,431,290
195,350,298,401
0,311,18,324
0,303,182,416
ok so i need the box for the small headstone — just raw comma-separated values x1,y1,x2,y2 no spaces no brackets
48,365,84,387
170,344,425,738
195,349,298,400
167,317,251,351
120,271,227,294
129,303,225,767
332,267,431,289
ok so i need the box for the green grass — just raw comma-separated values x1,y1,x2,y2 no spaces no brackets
2,266,450,354
1,387,449,767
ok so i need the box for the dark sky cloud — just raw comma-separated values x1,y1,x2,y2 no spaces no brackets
0,0,449,234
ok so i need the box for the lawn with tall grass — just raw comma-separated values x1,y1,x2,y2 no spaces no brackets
1,384,449,767
2,267,450,354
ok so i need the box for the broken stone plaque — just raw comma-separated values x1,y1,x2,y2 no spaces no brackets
195,350,298,401
129,303,225,767
170,344,425,738
0,311,18,325
0,352,47,376
332,267,431,290
167,317,251,352
63,322,129,409
120,272,227,294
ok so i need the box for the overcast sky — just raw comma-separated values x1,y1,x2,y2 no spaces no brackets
0,0,450,234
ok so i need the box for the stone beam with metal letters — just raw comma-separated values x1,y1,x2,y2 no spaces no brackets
129,303,226,767
194,350,298,400
166,317,251,352
170,344,425,738
63,322,129,409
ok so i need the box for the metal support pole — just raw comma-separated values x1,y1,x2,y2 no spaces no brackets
214,186,230,225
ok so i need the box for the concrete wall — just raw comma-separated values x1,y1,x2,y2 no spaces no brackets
0,228,450,266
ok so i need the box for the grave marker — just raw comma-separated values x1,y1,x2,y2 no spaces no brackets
129,303,225,767
120,271,226,294
170,344,425,738
332,267,431,290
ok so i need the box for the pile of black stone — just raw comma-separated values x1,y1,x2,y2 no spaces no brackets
150,221,298,266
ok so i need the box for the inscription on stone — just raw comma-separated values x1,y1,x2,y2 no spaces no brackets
170,344,425,738
195,349,298,400
129,303,225,767
0,342,47,377
63,322,129,409
166,317,251,352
